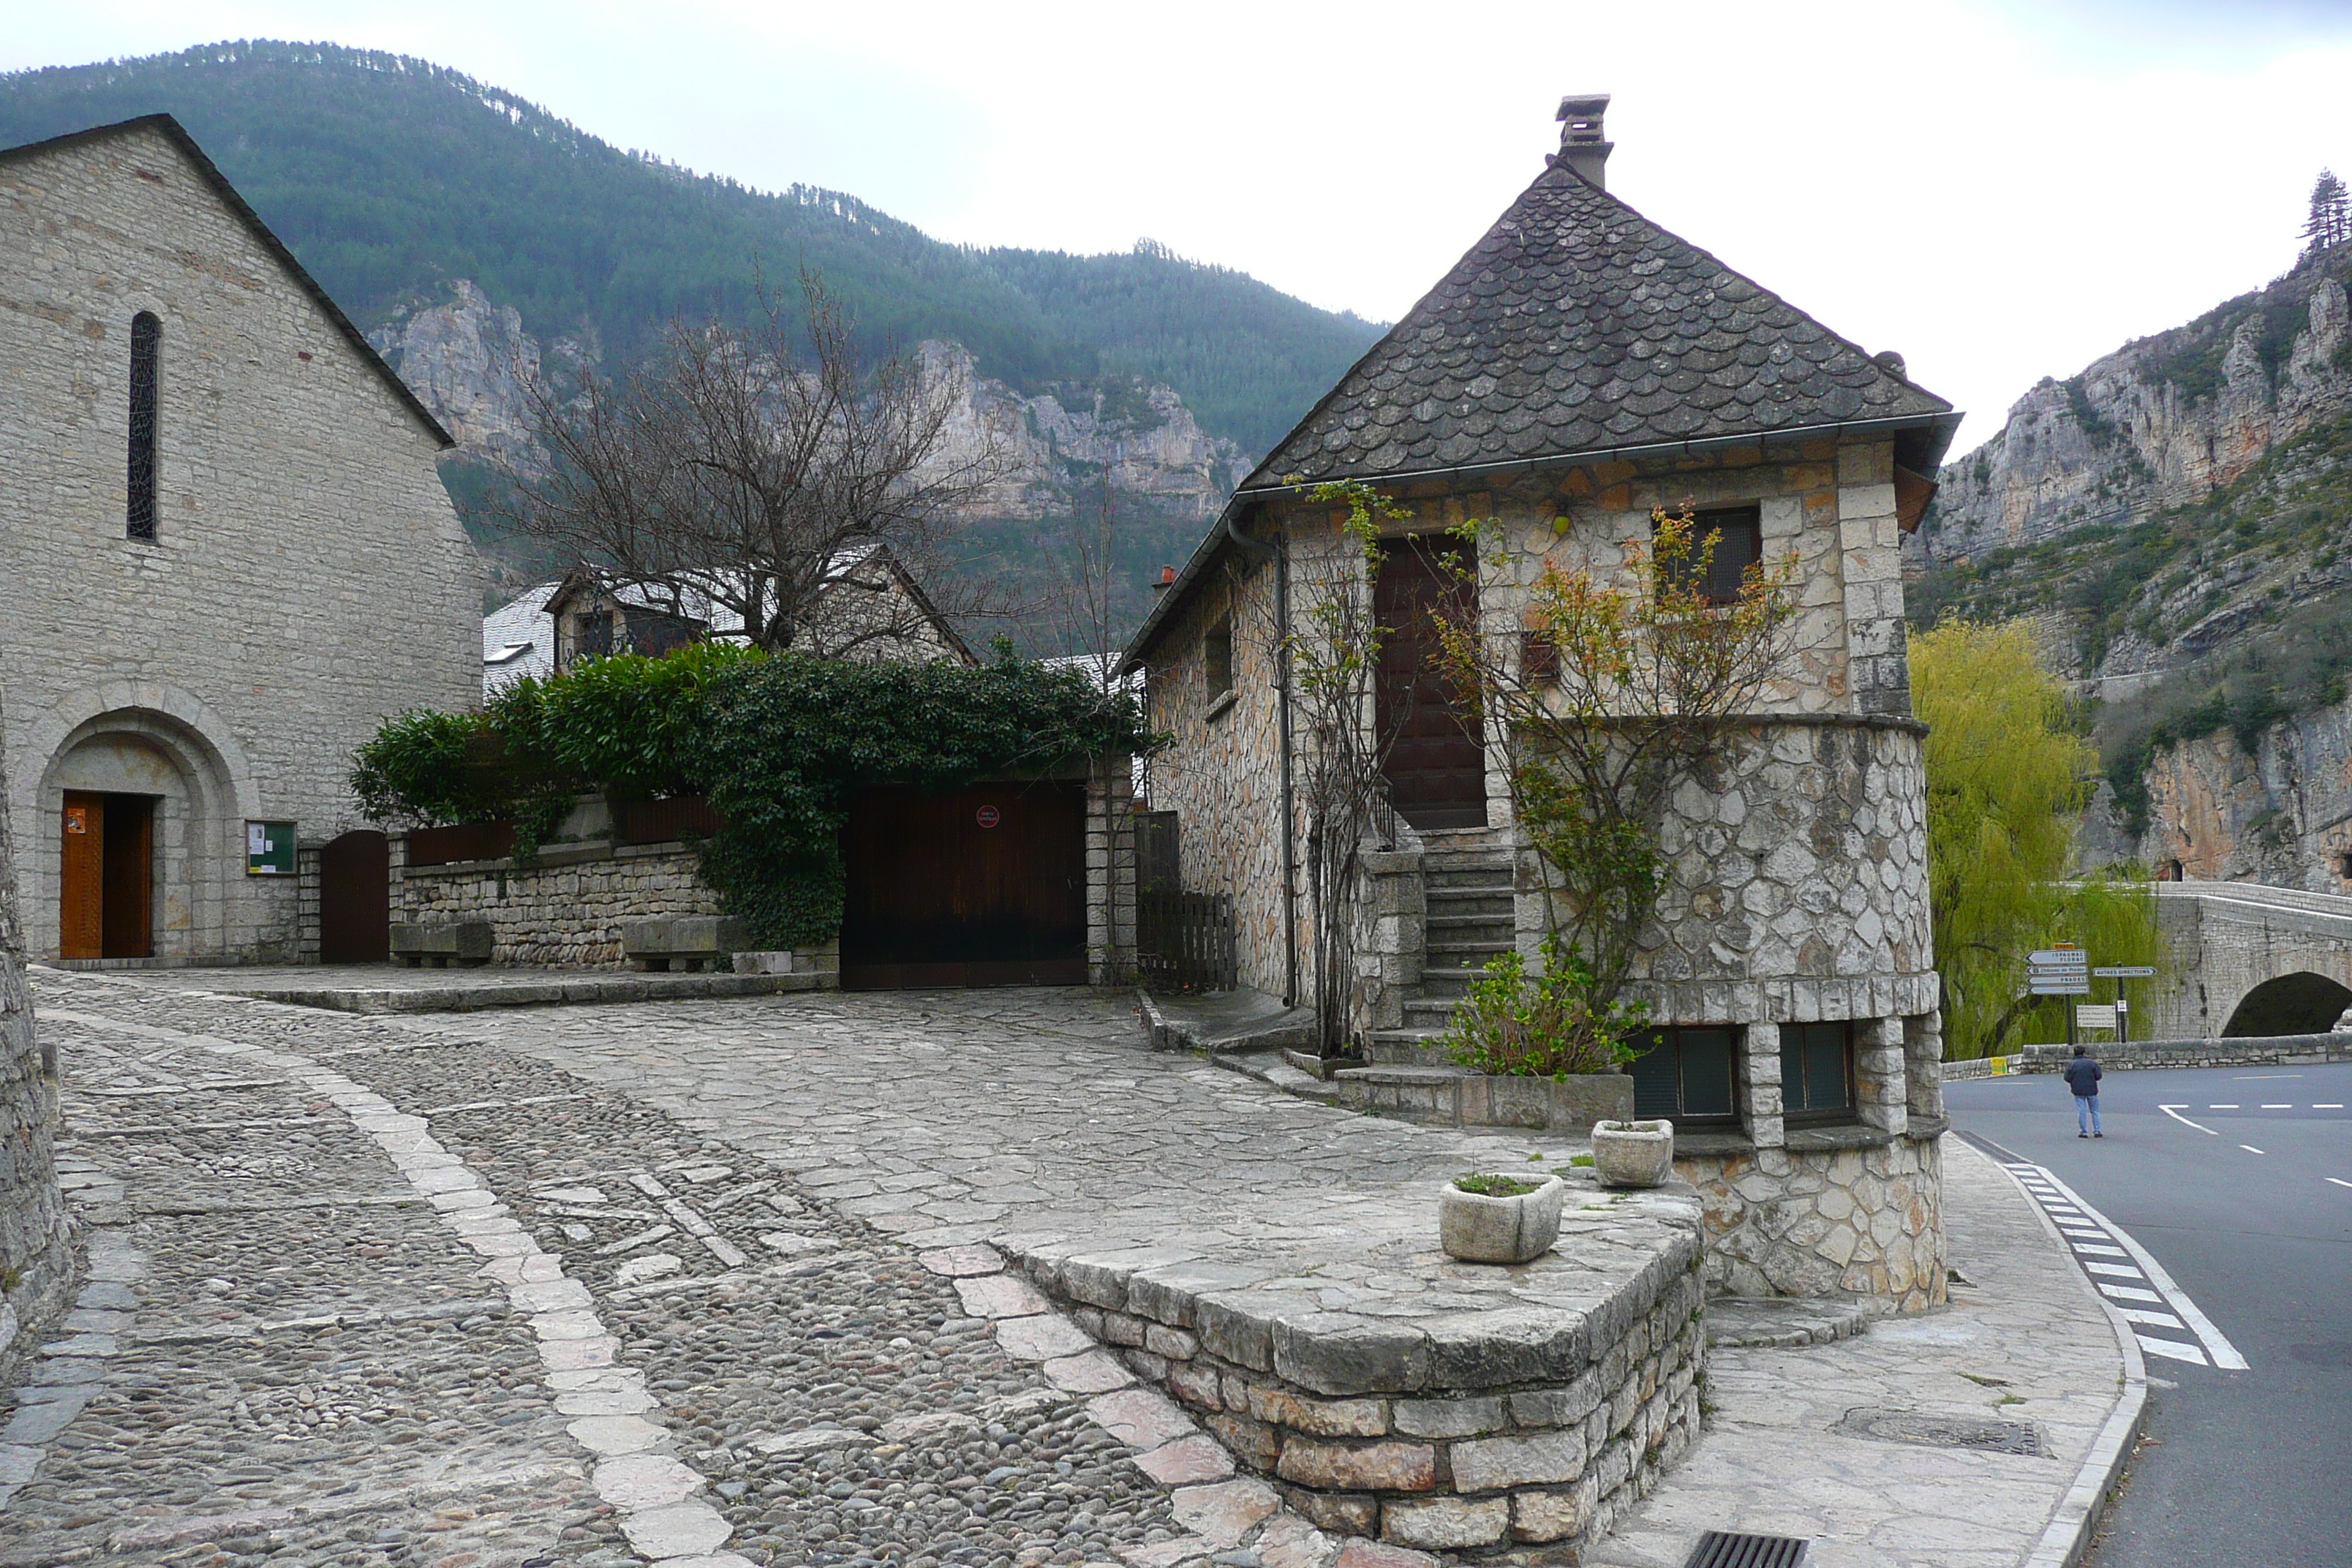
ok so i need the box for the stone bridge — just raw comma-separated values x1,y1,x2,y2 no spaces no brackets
2141,881,2352,1040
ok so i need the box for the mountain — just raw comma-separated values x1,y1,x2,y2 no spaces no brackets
0,40,1383,456
1907,240,2352,884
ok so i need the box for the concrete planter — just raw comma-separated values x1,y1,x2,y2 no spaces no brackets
1591,1120,1674,1188
1438,1174,1567,1264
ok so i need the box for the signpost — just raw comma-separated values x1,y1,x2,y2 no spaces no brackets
2028,945,2089,1048
2091,964,2154,1044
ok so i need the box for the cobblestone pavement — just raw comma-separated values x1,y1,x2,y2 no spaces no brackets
1585,1137,2136,1568
4,976,2122,1568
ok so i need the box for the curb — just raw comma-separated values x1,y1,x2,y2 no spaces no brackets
1993,1160,2151,1568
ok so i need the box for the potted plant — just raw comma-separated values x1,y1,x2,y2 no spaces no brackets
1439,1171,1567,1263
1440,938,1639,1134
1590,1119,1674,1188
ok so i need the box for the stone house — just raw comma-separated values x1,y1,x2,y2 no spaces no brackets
0,115,480,963
484,549,975,697
1123,98,1959,1305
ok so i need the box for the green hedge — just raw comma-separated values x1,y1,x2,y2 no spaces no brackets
352,644,1150,947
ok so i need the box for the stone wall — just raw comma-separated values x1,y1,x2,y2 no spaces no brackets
0,121,480,962
2013,1036,2352,1071
1677,1131,1947,1307
0,696,72,1380
393,837,720,968
1004,1199,1705,1556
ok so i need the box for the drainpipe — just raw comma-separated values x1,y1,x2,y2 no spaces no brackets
1224,508,1299,1008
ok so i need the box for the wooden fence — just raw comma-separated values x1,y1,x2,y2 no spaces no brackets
1136,886,1237,992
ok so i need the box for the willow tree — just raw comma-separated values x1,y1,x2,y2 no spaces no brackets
1912,619,2163,1057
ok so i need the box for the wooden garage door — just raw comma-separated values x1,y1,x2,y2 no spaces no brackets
841,781,1088,989
320,829,391,964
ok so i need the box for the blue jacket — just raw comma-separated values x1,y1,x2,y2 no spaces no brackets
2065,1056,2103,1097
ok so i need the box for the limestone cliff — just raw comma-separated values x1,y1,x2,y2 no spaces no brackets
370,281,1253,521
2095,693,2352,889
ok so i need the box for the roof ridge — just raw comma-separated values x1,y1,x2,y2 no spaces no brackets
0,113,454,449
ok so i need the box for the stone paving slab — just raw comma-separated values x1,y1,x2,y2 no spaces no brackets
1583,1137,2136,1568
100,963,827,1013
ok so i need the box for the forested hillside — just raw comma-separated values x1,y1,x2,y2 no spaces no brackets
0,40,1381,452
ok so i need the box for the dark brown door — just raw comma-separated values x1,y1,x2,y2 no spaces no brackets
1376,536,1488,830
320,829,391,964
100,796,154,959
841,781,1088,988
60,792,104,960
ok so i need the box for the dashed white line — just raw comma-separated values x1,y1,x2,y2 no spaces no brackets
2100,1282,2163,1303
2261,1104,2293,1109
2318,1104,2346,1110
2084,1261,2143,1278
2138,1335,2210,1365
2209,1104,2240,1109
2242,1146,2266,1156
2328,1178,2352,1191
2114,1307,2186,1330
2160,1105,2219,1135
2073,1243,2130,1256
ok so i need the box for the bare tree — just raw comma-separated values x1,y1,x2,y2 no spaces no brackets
516,274,1000,657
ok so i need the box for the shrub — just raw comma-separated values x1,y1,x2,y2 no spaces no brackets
1441,937,1646,1079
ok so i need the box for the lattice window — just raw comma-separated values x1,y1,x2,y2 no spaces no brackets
127,312,161,540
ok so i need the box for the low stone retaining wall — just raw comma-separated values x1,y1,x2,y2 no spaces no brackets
1330,1066,1634,1138
393,838,723,967
2013,1036,2352,1071
1001,1180,1705,1556
1675,1125,1947,1307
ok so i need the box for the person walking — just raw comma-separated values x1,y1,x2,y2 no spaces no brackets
2066,1044,2104,1138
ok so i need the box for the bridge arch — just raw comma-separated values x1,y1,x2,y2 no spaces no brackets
2220,970,2352,1038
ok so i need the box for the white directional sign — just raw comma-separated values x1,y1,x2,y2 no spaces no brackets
2029,949,2089,967
2076,1003,2117,1030
2030,976,2091,995
2093,965,2156,978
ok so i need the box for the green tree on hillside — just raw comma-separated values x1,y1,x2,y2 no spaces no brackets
1912,619,2164,1058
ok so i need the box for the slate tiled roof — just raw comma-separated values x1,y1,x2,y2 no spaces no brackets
1243,159,1952,490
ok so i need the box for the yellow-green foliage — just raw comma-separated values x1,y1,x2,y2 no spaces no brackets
1912,620,2165,1056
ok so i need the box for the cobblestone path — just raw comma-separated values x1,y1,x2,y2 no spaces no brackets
5,977,1577,1568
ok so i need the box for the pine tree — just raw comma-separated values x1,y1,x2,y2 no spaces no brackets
2306,168,2351,256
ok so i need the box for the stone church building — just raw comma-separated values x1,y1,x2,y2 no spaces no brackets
1126,99,1960,1307
0,116,479,964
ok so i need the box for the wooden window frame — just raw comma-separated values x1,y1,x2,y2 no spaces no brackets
1656,503,1763,606
1779,1020,1858,1124
1629,1025,1741,1129
1204,616,1235,703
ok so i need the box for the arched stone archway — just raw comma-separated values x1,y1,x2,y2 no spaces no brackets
2221,970,2352,1038
26,704,243,961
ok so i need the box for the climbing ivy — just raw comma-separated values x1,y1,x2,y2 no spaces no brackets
350,644,1150,947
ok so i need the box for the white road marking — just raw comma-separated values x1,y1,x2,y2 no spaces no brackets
2318,1104,2346,1110
2114,1307,2186,1330
2084,1262,2144,1278
2100,1282,2163,1303
2021,1166,2250,1371
2209,1104,2240,1109
2261,1104,2293,1109
2138,1335,2210,1365
2160,1105,2219,1135
2329,1179,2352,1191
2242,1145,2266,1156
2073,1244,2130,1257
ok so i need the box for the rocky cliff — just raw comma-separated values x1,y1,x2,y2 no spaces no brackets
369,282,1254,521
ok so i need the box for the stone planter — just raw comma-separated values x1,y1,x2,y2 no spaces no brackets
1591,1120,1674,1188
1439,1174,1567,1263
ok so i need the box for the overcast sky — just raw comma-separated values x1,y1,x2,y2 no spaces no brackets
9,1,2352,453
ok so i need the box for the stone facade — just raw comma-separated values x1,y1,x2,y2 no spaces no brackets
0,696,72,1381
0,116,479,963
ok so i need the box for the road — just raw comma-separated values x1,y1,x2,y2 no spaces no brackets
1947,1060,2352,1567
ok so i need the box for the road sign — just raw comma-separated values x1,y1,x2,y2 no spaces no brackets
2093,965,2155,978
2076,1003,2117,1030
2029,949,2089,967
2031,980,2090,995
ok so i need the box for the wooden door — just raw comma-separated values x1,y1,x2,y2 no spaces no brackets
100,796,153,959
60,792,104,960
840,781,1088,988
1376,536,1488,830
320,829,391,964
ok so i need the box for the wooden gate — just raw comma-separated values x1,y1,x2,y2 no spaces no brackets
60,791,154,960
1376,536,1487,830
841,781,1088,989
320,829,391,964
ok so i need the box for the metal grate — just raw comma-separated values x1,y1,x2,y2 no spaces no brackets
1834,1406,2047,1456
1684,1531,1809,1568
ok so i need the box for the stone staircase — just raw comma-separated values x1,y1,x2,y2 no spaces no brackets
1365,827,1513,1068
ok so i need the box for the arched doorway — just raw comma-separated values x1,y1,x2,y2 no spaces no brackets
2220,971,2352,1037
320,830,390,964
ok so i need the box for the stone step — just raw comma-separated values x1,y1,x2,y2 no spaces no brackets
1365,1030,1455,1067
1424,864,1513,892
1425,891,1514,919
1705,1295,1871,1349
1403,997,1465,1028
1414,965,1503,999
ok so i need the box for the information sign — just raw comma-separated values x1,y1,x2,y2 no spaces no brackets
2029,949,2089,968
2076,1003,2118,1030
2029,976,2091,995
2092,965,2156,978
245,820,296,876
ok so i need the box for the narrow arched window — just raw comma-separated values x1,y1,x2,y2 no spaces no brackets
127,311,160,540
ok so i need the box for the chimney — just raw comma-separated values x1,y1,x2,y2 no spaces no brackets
1153,565,1176,595
1555,94,1613,189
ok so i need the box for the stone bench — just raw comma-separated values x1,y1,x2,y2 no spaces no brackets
388,921,493,968
621,916,747,973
